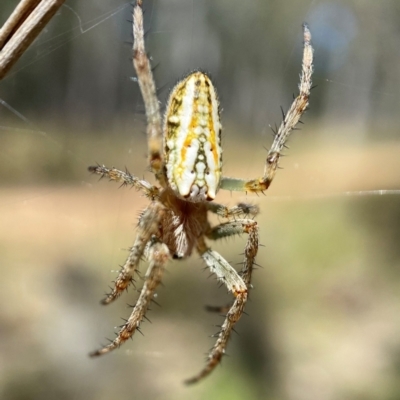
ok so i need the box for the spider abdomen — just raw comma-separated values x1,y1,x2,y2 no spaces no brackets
164,71,222,202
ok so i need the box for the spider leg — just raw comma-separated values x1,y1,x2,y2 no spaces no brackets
132,1,167,186
206,202,260,219
210,219,259,287
186,220,258,384
88,165,160,200
220,24,313,194
90,237,169,356
101,201,165,305
204,218,259,313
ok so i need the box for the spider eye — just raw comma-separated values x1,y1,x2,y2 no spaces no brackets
164,71,222,202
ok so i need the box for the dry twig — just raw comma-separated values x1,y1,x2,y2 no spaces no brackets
0,0,65,80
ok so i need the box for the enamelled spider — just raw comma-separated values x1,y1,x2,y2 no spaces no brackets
88,0,314,384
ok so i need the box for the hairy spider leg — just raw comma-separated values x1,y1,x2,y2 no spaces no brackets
133,1,166,186
88,165,160,200
100,201,165,305
185,220,258,384
220,24,313,194
90,237,169,356
206,202,260,219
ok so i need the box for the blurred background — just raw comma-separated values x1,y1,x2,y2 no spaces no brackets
1,0,400,399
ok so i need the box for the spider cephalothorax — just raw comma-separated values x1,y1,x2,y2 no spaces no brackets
88,0,313,384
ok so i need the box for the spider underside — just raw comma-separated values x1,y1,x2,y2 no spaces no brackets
88,0,314,384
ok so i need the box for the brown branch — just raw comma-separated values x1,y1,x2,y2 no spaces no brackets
0,0,66,80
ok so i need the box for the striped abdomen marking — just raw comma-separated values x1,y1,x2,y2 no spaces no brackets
164,71,222,202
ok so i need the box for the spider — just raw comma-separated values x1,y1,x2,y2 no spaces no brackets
88,0,313,384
